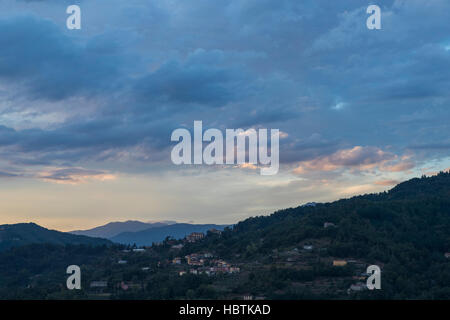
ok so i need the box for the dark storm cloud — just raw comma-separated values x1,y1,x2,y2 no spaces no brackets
135,50,249,107
0,15,123,101
0,0,449,172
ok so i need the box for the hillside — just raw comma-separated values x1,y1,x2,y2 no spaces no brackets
183,171,450,298
0,223,111,251
197,172,450,262
0,172,448,299
110,223,228,246
70,220,175,239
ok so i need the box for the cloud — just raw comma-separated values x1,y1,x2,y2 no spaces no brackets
0,170,20,178
293,146,395,174
374,179,400,186
0,15,124,101
38,167,116,185
134,49,250,108
0,0,447,185
380,161,415,172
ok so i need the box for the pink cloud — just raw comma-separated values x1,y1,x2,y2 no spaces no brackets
38,167,116,185
293,146,395,174
293,146,415,175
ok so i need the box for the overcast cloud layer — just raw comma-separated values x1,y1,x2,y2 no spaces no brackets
0,0,449,230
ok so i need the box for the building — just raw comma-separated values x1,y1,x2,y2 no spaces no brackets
324,222,336,228
171,244,184,249
186,232,205,242
303,245,313,250
216,260,228,267
333,260,347,267
179,271,186,276
186,254,205,266
133,248,145,252
172,257,182,264
118,260,128,264
141,267,150,271
348,282,367,294
445,252,450,258
90,281,108,290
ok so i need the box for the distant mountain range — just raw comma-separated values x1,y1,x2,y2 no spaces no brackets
70,220,228,246
110,223,228,246
0,220,228,250
0,223,111,251
70,220,176,239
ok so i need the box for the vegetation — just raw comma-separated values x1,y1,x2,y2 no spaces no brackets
0,223,111,252
0,172,449,299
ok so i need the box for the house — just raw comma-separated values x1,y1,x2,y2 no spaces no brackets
445,252,450,258
133,248,145,252
118,260,128,264
190,269,198,275
186,254,205,266
179,271,186,276
216,260,228,267
333,260,347,267
172,257,182,264
186,232,205,242
348,282,367,294
243,295,253,300
324,222,336,228
141,267,150,271
303,245,313,251
90,281,107,288
171,244,184,249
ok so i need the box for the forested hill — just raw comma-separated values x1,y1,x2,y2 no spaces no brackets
0,223,111,251
187,172,450,298
230,170,450,236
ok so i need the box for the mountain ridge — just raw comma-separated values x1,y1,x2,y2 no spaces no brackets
110,223,228,246
0,222,111,251
70,220,176,239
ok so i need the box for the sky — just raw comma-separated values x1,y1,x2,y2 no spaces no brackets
0,0,449,231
